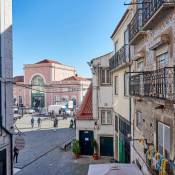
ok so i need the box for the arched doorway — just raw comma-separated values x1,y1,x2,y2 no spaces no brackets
31,75,45,108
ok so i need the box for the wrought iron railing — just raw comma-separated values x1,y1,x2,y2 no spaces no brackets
142,0,175,27
128,9,142,42
129,67,175,100
109,45,129,70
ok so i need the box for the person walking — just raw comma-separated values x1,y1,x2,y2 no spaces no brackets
53,117,58,131
31,117,34,128
13,146,19,163
74,118,76,129
37,117,41,128
69,119,73,128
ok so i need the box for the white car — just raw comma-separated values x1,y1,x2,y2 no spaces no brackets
28,109,35,114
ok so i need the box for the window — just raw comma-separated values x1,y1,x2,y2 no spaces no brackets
54,96,60,105
156,52,168,69
101,110,112,125
119,117,130,136
136,111,142,130
157,122,170,159
100,68,111,85
114,41,118,53
137,60,144,71
124,73,129,96
114,76,118,95
115,115,118,132
124,29,129,61
31,75,44,86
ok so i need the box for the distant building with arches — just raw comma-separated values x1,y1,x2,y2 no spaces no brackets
13,59,91,111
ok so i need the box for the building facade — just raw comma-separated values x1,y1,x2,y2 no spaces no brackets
0,0,13,174
13,59,91,111
109,9,132,163
76,53,114,157
129,0,175,174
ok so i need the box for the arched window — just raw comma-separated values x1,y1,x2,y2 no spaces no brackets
31,75,44,86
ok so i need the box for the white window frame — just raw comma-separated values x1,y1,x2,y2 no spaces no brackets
114,76,118,95
157,122,170,159
101,110,112,125
156,52,168,69
137,59,144,72
124,73,129,96
100,68,111,85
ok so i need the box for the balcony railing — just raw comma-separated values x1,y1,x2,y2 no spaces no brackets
142,0,175,27
129,67,175,100
128,9,142,42
109,45,129,70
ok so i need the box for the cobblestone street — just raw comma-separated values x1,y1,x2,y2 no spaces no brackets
13,116,110,175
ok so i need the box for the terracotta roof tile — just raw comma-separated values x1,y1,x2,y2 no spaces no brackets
35,59,62,64
62,76,87,81
77,84,93,120
14,76,24,82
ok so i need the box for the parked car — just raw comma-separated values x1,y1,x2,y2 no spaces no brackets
27,109,35,114
48,105,66,116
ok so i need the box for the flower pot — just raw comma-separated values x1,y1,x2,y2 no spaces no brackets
93,153,99,160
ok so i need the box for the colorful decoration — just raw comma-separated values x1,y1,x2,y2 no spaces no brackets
146,147,174,175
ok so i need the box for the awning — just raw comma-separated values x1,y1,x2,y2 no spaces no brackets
88,163,143,175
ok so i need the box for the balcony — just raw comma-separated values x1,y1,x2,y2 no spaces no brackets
129,67,175,101
128,9,146,45
142,0,175,30
109,45,129,70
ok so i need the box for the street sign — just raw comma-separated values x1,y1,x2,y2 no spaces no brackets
15,135,25,150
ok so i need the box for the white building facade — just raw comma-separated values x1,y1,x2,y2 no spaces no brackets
76,52,114,157
0,0,13,175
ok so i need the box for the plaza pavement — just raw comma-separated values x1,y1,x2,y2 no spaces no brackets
13,128,110,175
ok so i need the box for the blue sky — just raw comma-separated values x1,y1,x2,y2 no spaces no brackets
13,0,127,77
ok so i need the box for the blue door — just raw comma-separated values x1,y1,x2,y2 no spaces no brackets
100,137,114,157
79,131,94,155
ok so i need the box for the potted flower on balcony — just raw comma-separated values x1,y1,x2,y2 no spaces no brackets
92,139,99,160
71,140,80,159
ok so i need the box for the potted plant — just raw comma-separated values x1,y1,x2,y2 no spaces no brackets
71,140,80,159
92,139,99,160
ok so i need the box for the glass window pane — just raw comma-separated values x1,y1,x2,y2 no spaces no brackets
115,76,118,94
158,122,164,155
101,69,106,84
164,124,170,159
137,60,144,71
101,111,106,124
107,111,112,124
106,70,110,84
124,74,129,96
157,52,168,69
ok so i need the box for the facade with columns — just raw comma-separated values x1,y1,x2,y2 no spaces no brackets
13,59,91,111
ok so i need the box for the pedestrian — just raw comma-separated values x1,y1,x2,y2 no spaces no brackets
13,146,19,163
53,117,58,131
31,117,34,128
69,119,73,128
37,117,41,128
74,118,76,129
